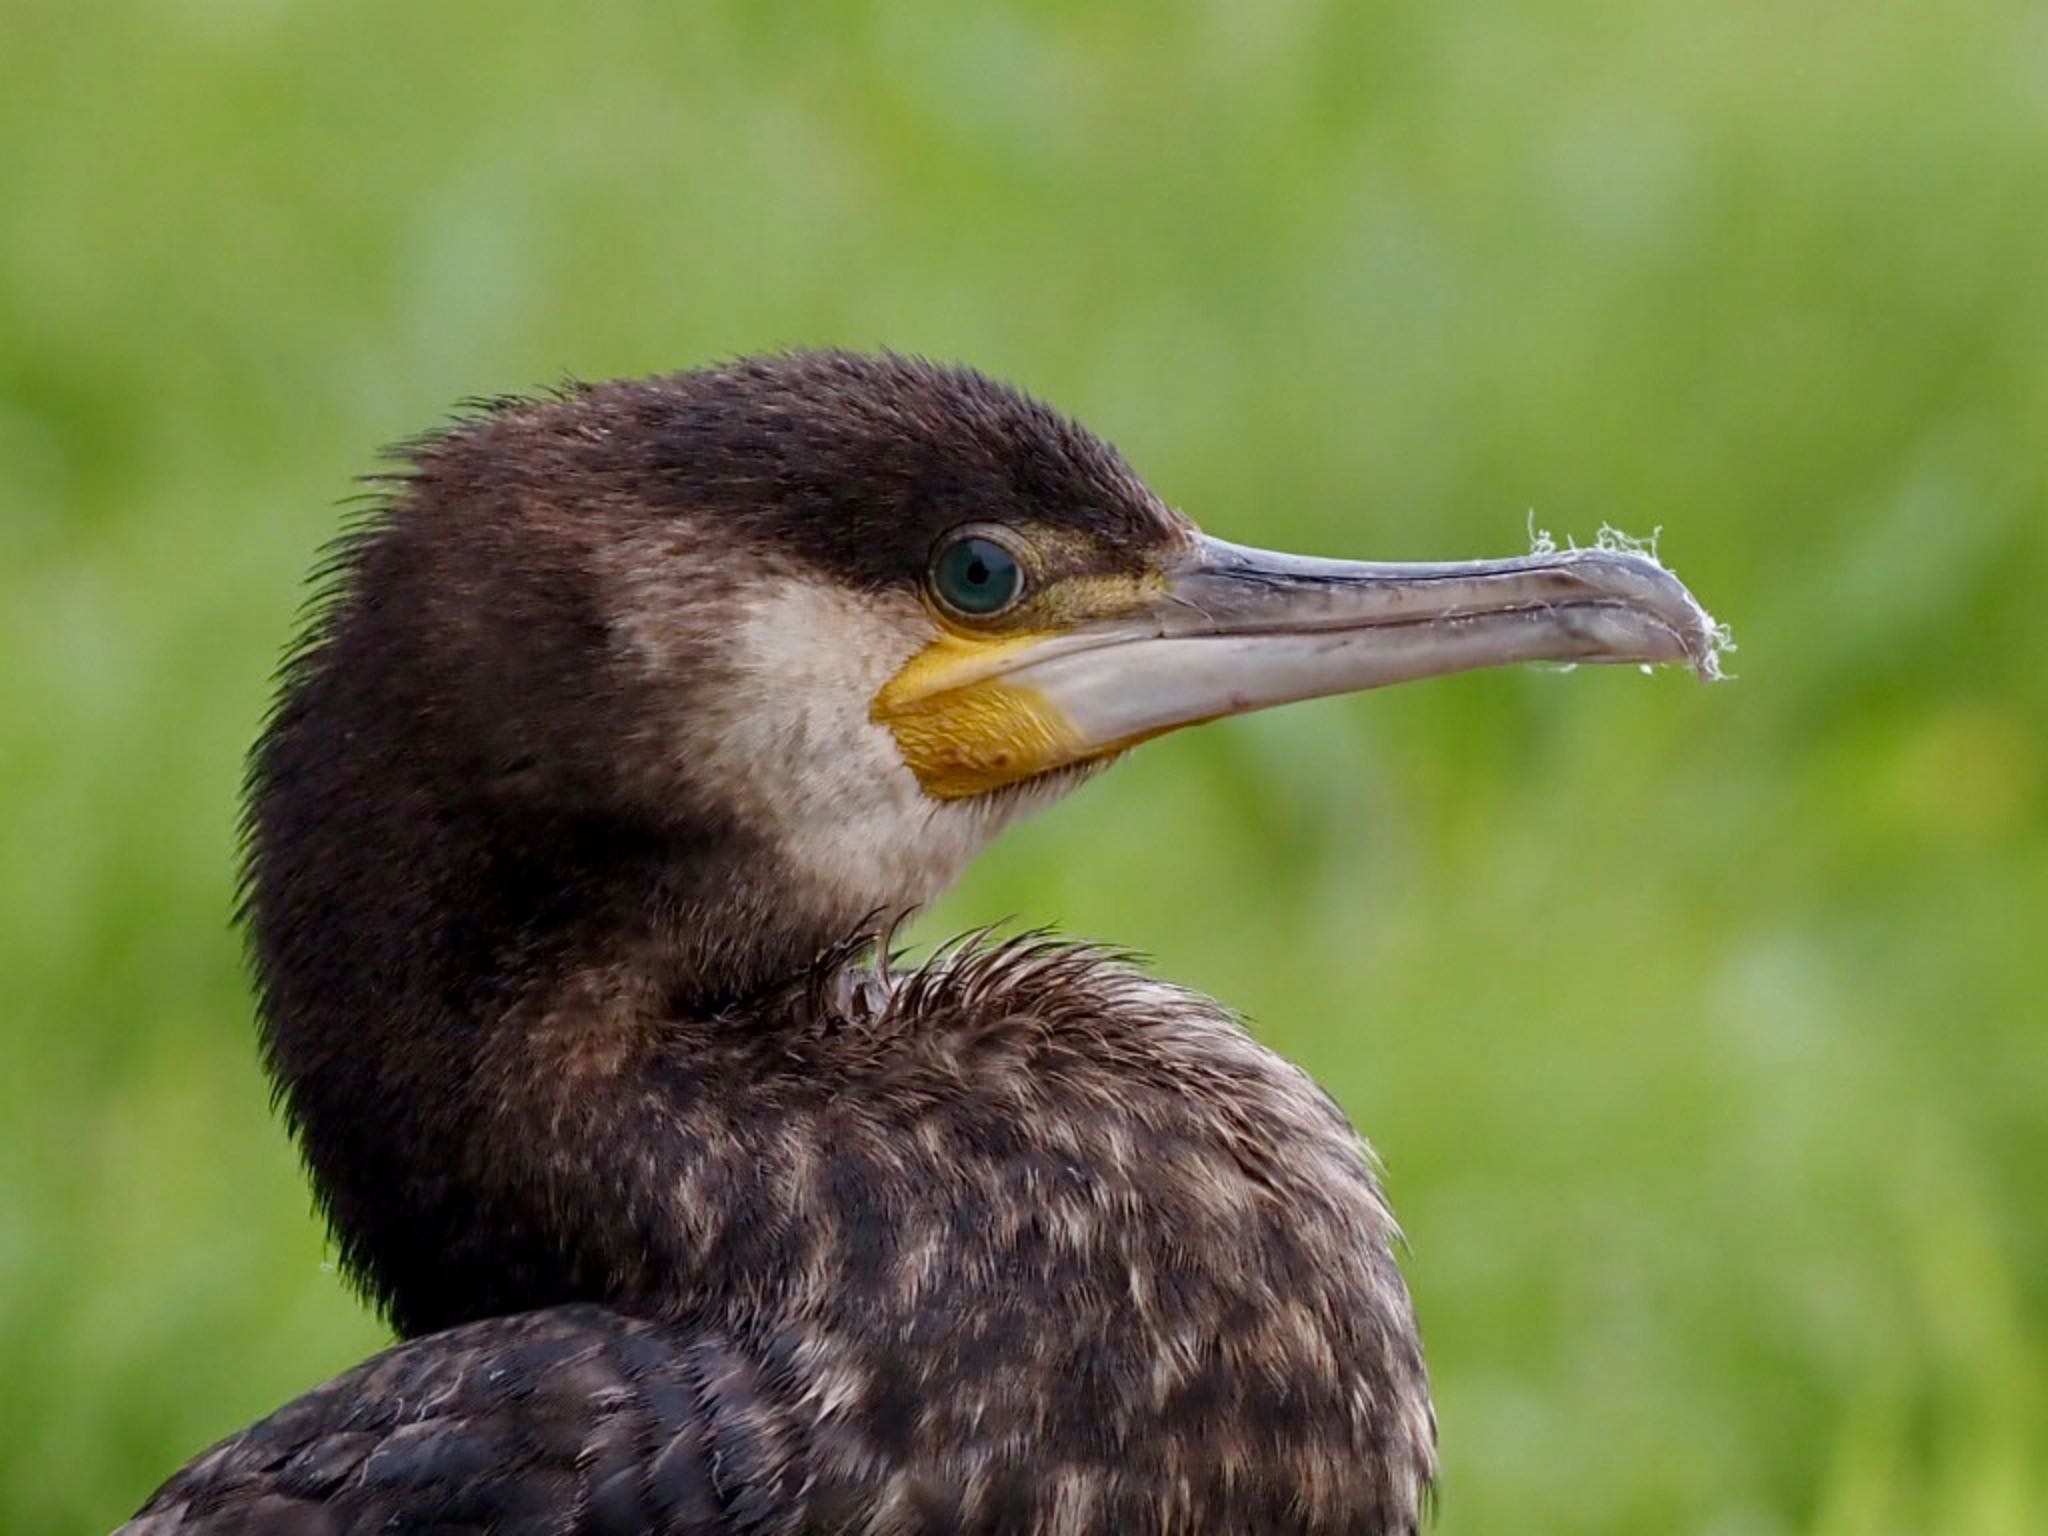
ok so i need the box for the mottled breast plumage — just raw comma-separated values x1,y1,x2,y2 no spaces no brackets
126,942,1433,1535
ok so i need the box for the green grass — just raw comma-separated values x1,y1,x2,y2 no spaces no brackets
4,2,2044,1530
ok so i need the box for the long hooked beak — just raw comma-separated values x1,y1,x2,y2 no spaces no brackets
877,535,1727,800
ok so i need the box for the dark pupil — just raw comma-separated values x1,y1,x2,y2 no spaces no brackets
936,537,1020,615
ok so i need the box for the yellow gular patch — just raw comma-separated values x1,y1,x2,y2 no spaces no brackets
882,679,1085,799
872,631,1089,799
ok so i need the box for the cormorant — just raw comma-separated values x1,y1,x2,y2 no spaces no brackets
119,352,1720,1535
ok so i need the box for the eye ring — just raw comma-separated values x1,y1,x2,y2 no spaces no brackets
928,527,1029,621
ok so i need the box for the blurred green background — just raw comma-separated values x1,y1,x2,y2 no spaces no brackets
4,1,2044,1531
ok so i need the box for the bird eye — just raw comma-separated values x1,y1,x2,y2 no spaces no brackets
929,532,1026,620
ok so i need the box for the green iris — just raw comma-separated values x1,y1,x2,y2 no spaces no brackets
930,533,1024,618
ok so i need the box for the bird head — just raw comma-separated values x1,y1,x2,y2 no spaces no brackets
265,351,1720,988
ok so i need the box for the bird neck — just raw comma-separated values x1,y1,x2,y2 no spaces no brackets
245,714,859,1336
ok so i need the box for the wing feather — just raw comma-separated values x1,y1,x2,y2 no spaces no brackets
118,1306,808,1536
